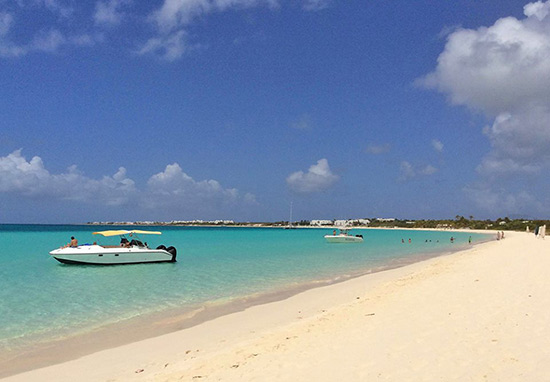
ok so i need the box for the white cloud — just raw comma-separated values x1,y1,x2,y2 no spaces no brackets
144,163,257,215
365,143,391,155
524,0,550,20
0,150,136,205
142,0,278,60
150,0,212,31
138,30,189,61
146,163,236,201
286,158,339,193
94,0,130,26
150,0,278,32
431,139,444,153
0,0,325,60
421,0,550,213
0,5,97,57
477,107,550,177
0,150,257,214
420,8,550,116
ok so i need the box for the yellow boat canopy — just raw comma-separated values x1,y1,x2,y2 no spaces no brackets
93,230,162,237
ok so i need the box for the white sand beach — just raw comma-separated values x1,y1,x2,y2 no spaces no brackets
4,230,550,381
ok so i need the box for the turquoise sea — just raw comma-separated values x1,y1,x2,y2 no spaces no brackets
0,225,489,358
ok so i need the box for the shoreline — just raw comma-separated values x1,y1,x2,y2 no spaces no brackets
3,231,535,380
0,232,487,378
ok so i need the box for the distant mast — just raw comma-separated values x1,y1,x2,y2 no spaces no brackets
290,201,293,228
286,201,294,229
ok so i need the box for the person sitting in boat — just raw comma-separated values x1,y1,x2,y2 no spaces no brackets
62,236,78,248
120,237,131,247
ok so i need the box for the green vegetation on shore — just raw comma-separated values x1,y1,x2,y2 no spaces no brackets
365,216,546,232
88,216,549,232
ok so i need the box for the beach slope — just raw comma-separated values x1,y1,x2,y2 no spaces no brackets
5,231,550,381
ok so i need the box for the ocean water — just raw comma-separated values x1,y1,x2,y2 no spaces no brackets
0,225,489,354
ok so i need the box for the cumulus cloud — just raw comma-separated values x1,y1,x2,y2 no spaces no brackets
420,0,550,214
0,150,257,215
145,163,252,209
420,5,550,116
0,150,136,205
477,107,550,177
286,158,339,193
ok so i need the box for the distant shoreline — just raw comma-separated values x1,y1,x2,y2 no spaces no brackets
1,217,545,233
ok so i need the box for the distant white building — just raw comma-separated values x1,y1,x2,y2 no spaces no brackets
376,218,395,222
311,219,370,227
310,220,333,226
342,219,370,226
213,220,235,225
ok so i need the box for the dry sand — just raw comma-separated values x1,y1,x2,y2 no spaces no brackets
4,230,550,381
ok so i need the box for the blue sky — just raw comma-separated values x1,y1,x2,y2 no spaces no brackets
1,0,549,223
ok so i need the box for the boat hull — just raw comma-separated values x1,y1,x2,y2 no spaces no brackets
324,235,364,243
49,245,176,265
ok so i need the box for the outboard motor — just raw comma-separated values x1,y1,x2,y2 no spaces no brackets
156,244,177,262
166,246,177,262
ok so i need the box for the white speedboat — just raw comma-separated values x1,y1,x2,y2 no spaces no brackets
324,229,364,243
49,230,177,265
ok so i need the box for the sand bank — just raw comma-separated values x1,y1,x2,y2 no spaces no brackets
4,231,550,381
